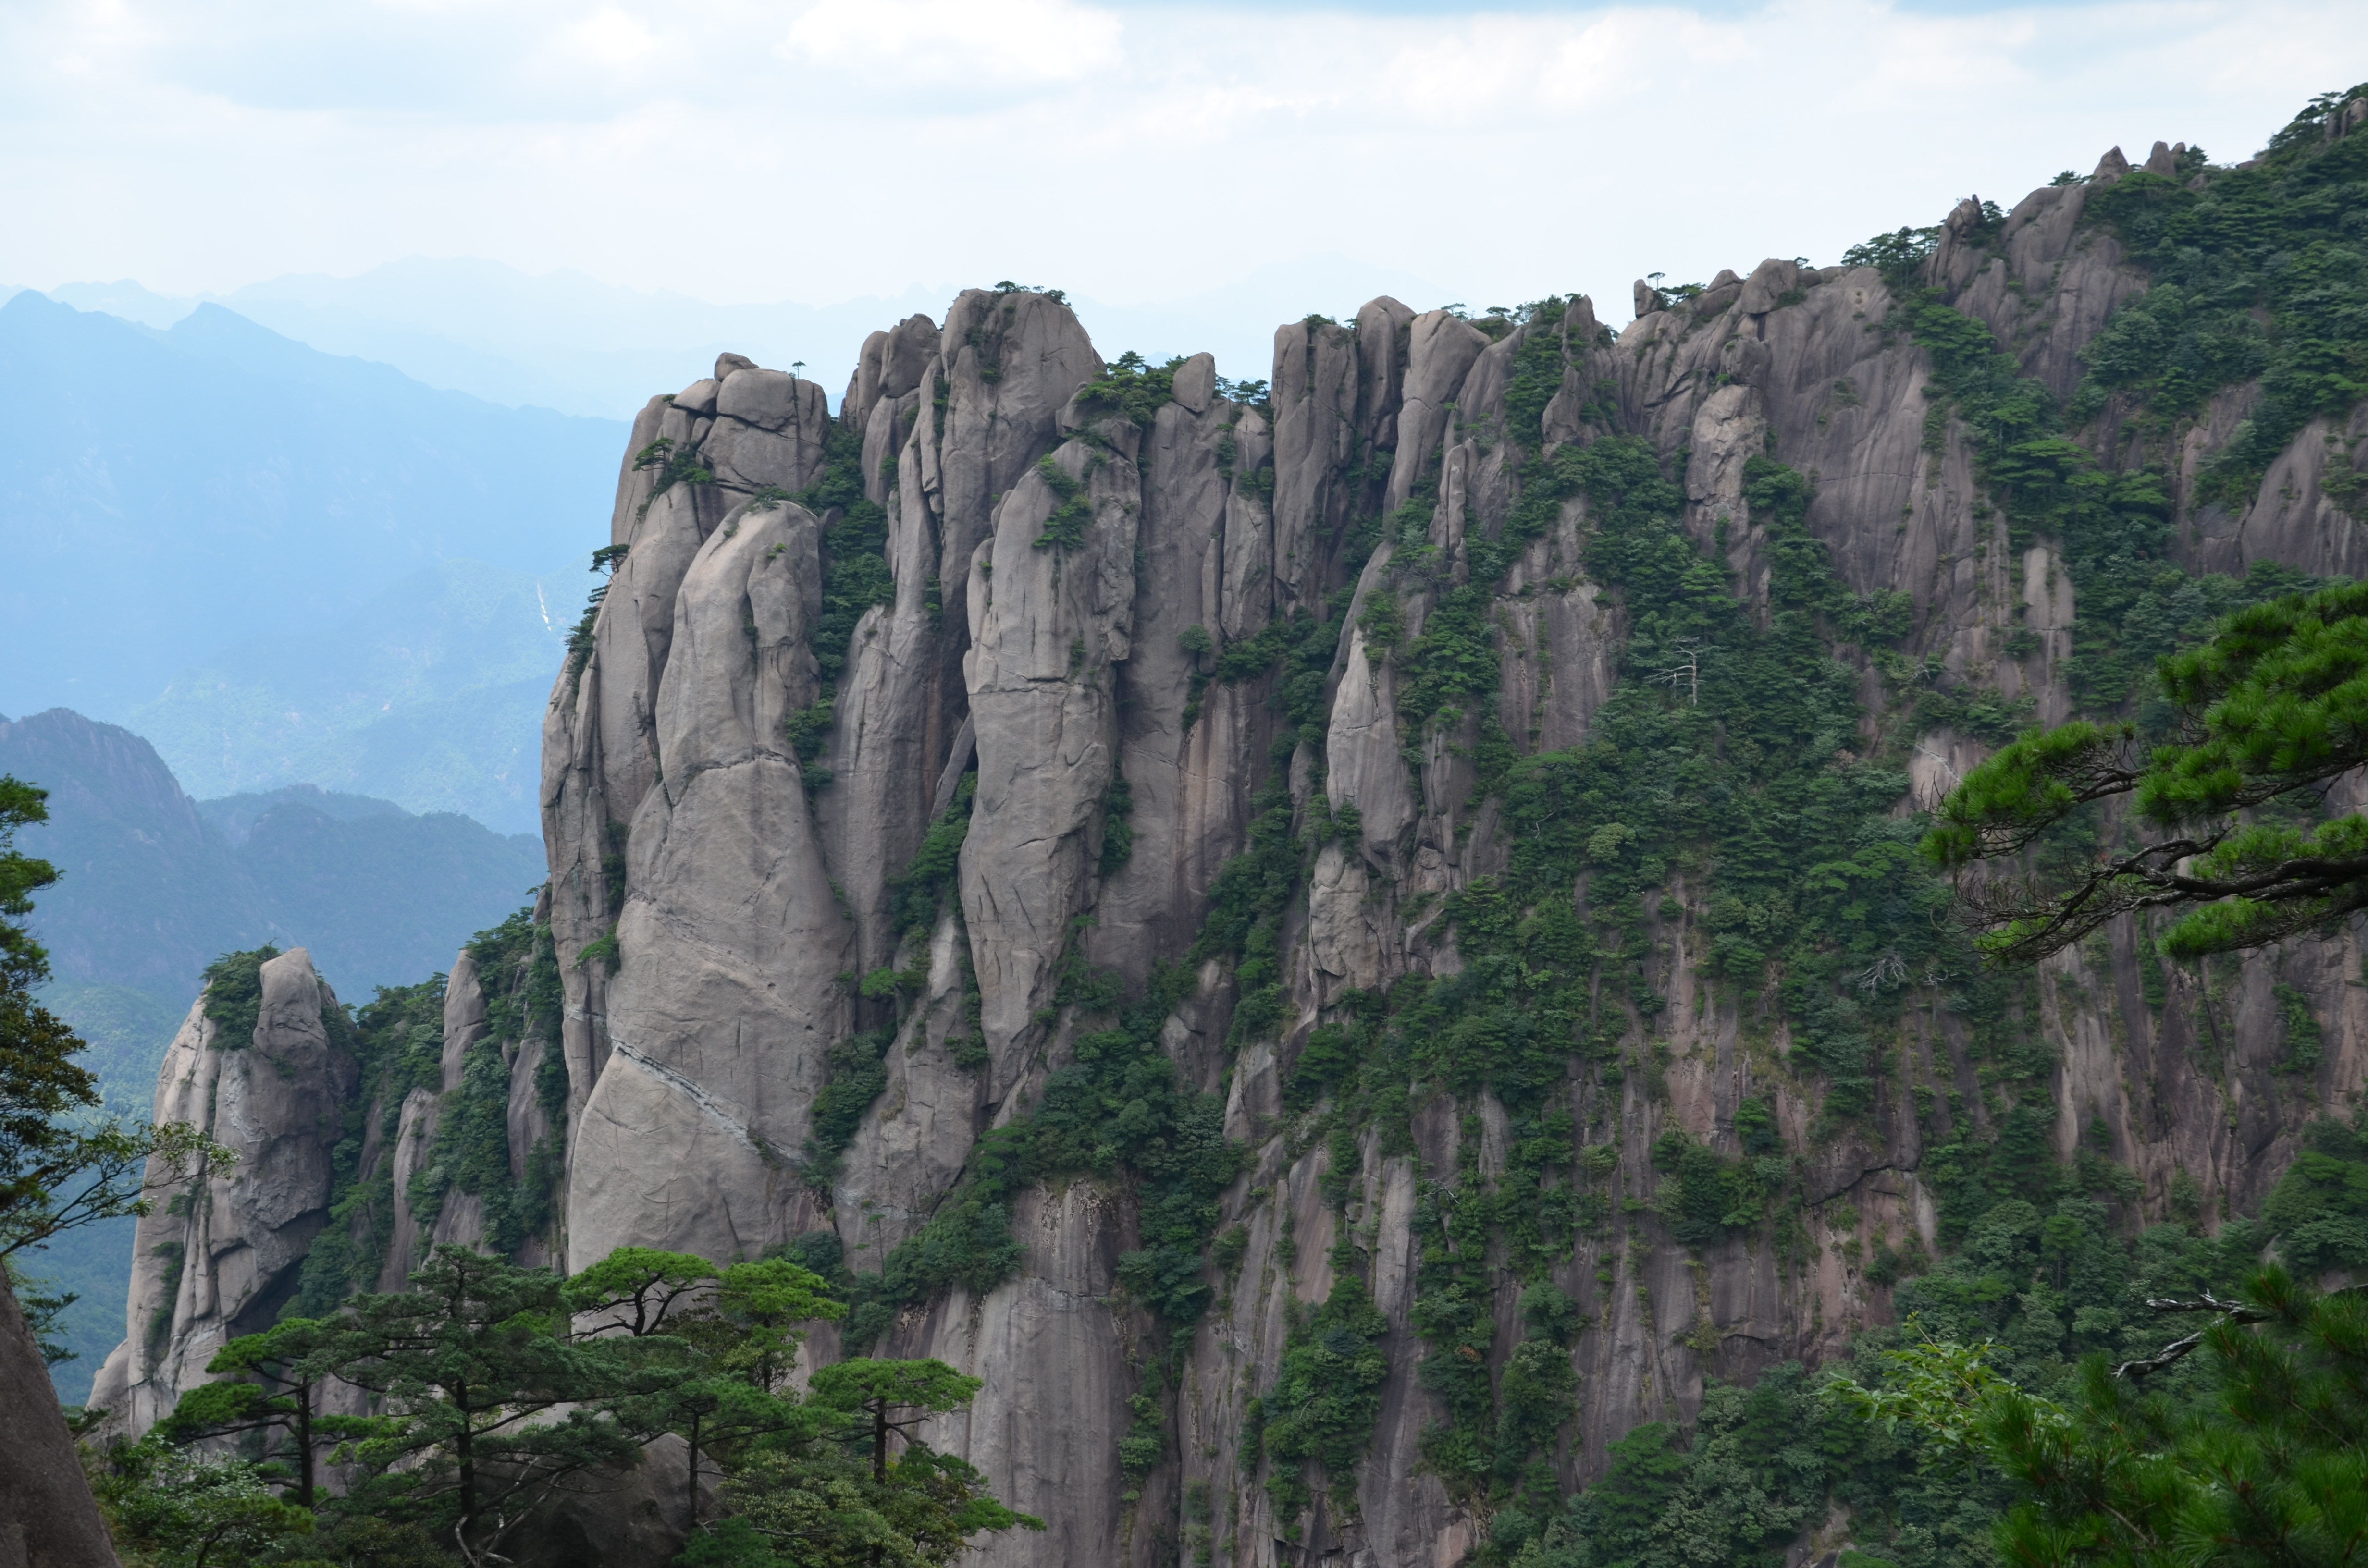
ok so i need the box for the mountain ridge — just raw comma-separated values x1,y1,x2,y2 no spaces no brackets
0,707,543,1005
0,290,621,722
81,96,2368,1568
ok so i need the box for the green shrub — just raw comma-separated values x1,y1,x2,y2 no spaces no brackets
198,946,281,1050
783,698,834,766
1118,1392,1164,1477
631,436,713,518
1072,350,1179,428
790,422,894,686
802,1028,893,1186
1032,456,1096,552
1518,1281,1583,1345
575,927,618,974
2257,1113,2368,1273
1259,1279,1389,1533
888,777,974,942
1098,771,1134,877
2275,982,2324,1071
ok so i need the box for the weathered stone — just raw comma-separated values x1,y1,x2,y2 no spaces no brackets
707,370,830,494
959,434,1138,1087
1384,310,1489,514
111,203,2368,1565
1,1270,117,1567
1738,257,1802,315
89,951,355,1435
570,492,848,1269
890,1182,1141,1568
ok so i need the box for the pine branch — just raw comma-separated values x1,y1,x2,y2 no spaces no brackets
2114,1284,2368,1378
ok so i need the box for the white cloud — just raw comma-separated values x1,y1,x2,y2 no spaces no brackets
780,0,1125,88
567,5,658,67
1,0,2362,348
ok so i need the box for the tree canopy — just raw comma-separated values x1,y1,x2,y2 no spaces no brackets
1829,1268,2368,1568
155,1316,342,1506
1926,581,2368,964
121,1241,1034,1568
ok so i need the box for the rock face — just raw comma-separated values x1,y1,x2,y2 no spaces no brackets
528,200,2368,1565
1,1272,120,1567
89,949,356,1433
90,153,2368,1566
89,901,573,1442
371,939,563,1284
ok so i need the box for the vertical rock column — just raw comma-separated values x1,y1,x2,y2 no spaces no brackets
959,416,1142,1094
566,492,849,1270
88,949,354,1437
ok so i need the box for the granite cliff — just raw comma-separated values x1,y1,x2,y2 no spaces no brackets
94,98,2368,1568
90,949,358,1432
530,125,2368,1565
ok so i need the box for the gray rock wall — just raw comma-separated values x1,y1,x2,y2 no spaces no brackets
89,949,355,1434
88,155,2368,1565
533,225,2368,1561
91,897,582,1446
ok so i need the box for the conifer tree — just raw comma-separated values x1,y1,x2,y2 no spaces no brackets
158,1316,342,1506
1929,582,2368,964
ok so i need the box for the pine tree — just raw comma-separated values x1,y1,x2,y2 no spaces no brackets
1928,581,2368,964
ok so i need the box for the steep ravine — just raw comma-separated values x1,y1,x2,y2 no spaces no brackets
99,109,2368,1568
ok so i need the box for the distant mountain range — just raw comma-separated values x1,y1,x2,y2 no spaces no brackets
12,254,1451,421
0,289,622,829
27,263,942,422
0,706,544,1072
0,706,547,1398
126,557,577,834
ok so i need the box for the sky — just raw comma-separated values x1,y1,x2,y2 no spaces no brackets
4,0,2366,374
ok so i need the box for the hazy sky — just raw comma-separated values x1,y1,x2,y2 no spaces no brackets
5,0,2365,326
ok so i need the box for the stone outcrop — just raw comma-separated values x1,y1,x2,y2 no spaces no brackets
89,895,576,1437
2,1271,121,1567
88,949,355,1433
89,148,2368,1568
526,177,2368,1562
371,941,563,1283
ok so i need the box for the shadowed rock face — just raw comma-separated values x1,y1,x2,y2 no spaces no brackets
526,200,2368,1561
1,1271,118,1568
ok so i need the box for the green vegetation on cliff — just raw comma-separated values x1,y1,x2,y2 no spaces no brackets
295,901,566,1316
1227,91,2368,1544
2075,89,2368,499
800,420,896,687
